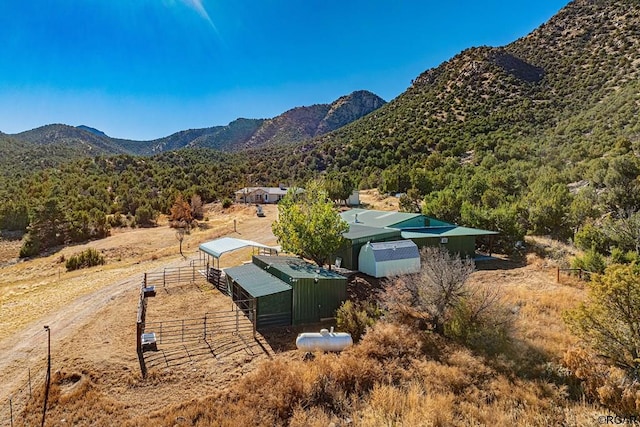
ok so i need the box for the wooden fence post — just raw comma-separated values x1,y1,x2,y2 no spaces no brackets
136,322,142,354
203,314,207,340
556,267,560,283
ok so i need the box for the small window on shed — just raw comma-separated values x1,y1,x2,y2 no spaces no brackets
440,237,448,244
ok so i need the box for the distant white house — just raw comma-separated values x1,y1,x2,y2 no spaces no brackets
235,185,303,204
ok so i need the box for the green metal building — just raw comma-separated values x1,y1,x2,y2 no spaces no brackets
252,255,347,325
225,263,292,329
333,224,402,270
338,209,498,262
400,226,498,257
340,209,428,229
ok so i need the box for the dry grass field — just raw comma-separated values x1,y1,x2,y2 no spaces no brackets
0,202,280,423
0,197,607,425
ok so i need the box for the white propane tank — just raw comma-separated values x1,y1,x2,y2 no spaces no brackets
295,327,353,352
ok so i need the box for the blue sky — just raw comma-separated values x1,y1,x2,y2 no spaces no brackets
0,1,570,140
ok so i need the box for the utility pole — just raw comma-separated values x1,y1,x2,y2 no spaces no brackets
41,326,51,427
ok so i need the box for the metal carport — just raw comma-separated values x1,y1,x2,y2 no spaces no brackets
198,237,279,268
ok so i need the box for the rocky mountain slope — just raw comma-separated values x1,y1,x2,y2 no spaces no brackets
275,0,640,181
7,90,385,159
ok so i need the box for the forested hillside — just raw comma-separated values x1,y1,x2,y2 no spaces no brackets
262,0,640,252
2,0,640,259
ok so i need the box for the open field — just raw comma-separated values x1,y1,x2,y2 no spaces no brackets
0,199,602,425
0,202,281,422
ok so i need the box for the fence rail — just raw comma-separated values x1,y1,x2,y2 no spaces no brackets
136,294,258,377
1,365,47,427
144,265,201,288
141,300,256,345
556,267,593,283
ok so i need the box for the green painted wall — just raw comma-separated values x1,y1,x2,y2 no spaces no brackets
410,236,477,257
257,291,292,328
288,277,346,324
252,256,347,325
230,281,292,329
335,230,403,270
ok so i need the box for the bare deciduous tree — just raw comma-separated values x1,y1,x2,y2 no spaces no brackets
176,227,187,258
382,247,475,334
190,194,204,220
382,247,512,352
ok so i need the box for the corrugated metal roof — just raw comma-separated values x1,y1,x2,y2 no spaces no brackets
253,255,346,280
225,264,292,298
234,187,304,196
199,237,278,259
343,224,402,240
340,209,423,228
401,226,499,239
366,240,420,262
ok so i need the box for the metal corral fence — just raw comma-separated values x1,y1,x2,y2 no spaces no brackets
143,265,202,289
141,261,229,295
141,298,257,346
1,365,46,427
135,280,259,376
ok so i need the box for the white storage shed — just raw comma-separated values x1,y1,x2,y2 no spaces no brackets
358,240,421,278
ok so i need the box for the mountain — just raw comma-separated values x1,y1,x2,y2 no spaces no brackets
77,125,108,137
14,124,131,156
317,90,388,135
121,90,385,153
6,90,386,159
240,90,387,150
281,0,640,178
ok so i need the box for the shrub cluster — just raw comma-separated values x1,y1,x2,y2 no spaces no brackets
335,300,382,342
221,197,233,209
65,248,105,271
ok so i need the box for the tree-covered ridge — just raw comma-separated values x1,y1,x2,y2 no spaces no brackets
5,90,386,159
510,0,640,109
14,124,133,155
3,0,640,257
1,149,255,254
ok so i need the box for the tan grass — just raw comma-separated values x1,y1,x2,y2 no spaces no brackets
125,320,600,426
2,205,607,426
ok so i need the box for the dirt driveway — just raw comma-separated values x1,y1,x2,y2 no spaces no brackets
0,203,279,409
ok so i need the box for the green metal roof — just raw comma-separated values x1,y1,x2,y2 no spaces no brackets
253,255,346,280
340,209,423,228
343,224,402,240
225,264,292,298
401,226,499,239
